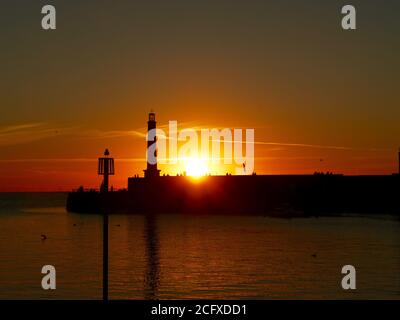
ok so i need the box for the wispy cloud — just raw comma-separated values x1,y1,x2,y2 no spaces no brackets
78,129,144,139
0,158,146,163
1,122,391,154
0,123,44,134
0,122,75,147
252,141,351,150
80,121,197,140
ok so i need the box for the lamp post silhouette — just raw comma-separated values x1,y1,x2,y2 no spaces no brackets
98,149,114,192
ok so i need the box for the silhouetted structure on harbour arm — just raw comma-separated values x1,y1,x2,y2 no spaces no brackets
98,149,114,193
66,113,400,217
67,173,400,216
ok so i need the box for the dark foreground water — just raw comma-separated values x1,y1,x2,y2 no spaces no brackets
0,193,399,299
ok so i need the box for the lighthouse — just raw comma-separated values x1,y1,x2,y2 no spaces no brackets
144,112,161,178
98,149,115,192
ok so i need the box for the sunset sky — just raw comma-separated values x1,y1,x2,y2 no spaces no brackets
1,0,399,191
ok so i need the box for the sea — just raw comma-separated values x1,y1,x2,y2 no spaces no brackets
0,193,399,299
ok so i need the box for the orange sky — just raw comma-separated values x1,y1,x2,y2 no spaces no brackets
0,1,399,191
0,118,398,191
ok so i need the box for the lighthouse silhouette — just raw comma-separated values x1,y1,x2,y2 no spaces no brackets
144,111,161,178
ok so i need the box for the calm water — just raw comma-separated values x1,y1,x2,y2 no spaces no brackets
0,193,399,299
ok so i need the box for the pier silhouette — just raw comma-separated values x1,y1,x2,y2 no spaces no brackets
66,112,400,217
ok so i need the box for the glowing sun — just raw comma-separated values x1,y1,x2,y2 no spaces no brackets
185,158,208,177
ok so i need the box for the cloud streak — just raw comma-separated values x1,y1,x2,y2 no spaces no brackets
0,122,75,147
0,158,146,163
1,122,391,154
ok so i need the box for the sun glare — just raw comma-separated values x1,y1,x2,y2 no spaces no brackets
185,158,208,177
